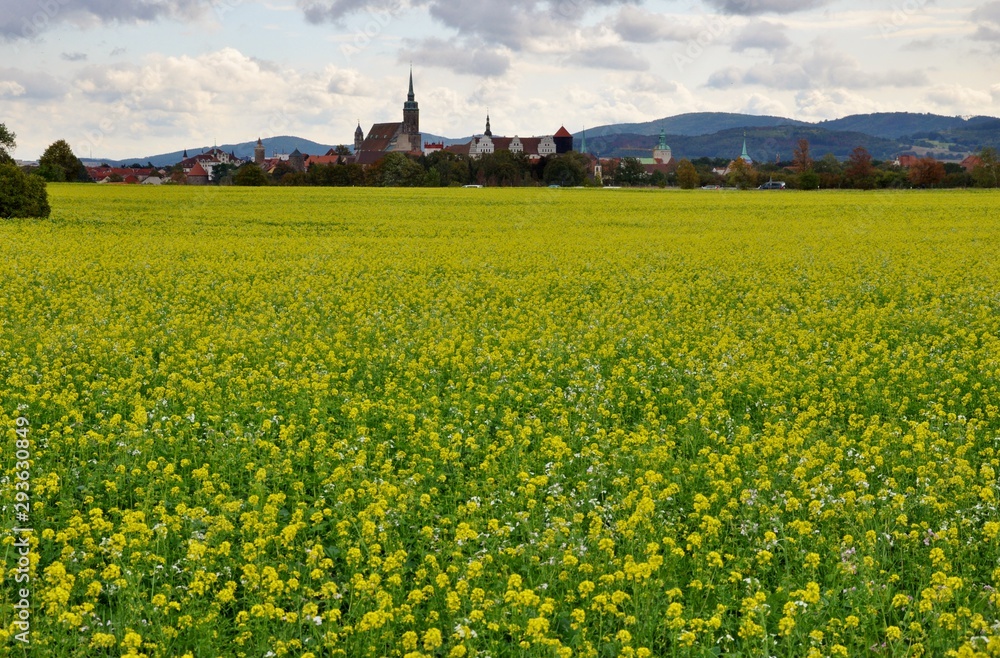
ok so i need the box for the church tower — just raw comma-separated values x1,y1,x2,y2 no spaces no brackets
254,137,265,165
402,67,419,140
652,127,672,163
484,112,492,137
354,122,364,153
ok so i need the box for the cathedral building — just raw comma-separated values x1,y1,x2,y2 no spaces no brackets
637,127,676,176
350,68,422,165
447,114,574,161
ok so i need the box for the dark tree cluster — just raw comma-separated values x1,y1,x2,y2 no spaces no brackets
0,123,50,218
233,150,598,188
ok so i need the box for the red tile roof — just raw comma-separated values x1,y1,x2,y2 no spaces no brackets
188,162,209,177
492,137,513,151
553,126,572,138
518,137,542,155
305,155,341,166
961,155,982,172
359,122,403,153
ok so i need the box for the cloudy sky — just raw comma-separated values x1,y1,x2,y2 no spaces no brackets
1,0,998,160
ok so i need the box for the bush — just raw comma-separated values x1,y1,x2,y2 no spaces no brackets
798,171,820,190
233,163,269,186
0,163,51,218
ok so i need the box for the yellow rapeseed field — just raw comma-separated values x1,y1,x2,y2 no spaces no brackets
2,185,1000,657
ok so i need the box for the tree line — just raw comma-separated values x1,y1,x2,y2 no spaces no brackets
671,141,1000,190
229,150,597,188
231,141,999,190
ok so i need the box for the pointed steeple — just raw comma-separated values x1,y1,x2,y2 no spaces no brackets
402,67,419,138
580,126,587,154
658,127,667,151
354,121,364,153
484,110,492,137
740,132,752,163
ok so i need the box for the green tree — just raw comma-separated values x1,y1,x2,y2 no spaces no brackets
477,150,530,186
0,123,15,164
426,151,470,186
542,153,587,187
973,148,999,188
233,163,269,186
617,157,647,186
0,163,51,218
270,161,296,183
726,158,757,190
365,152,425,187
814,153,843,188
212,163,236,185
676,159,699,189
39,140,86,182
798,170,820,190
279,171,308,186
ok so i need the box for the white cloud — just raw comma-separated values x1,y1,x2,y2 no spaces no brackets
611,6,690,43
924,84,995,112
707,39,929,91
741,92,788,116
399,37,511,76
0,80,27,97
794,88,885,119
0,67,64,99
566,44,649,71
63,48,384,157
730,20,790,52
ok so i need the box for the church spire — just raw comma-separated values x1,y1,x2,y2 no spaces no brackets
402,66,419,144
740,132,752,163
581,126,587,154
484,110,492,137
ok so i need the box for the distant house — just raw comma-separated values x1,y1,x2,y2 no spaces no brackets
187,162,210,185
961,154,982,172
87,166,158,183
177,147,244,181
894,154,920,168
304,154,342,167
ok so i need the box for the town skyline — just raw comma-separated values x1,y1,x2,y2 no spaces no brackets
2,0,999,160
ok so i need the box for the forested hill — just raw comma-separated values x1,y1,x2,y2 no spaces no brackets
575,112,1000,161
